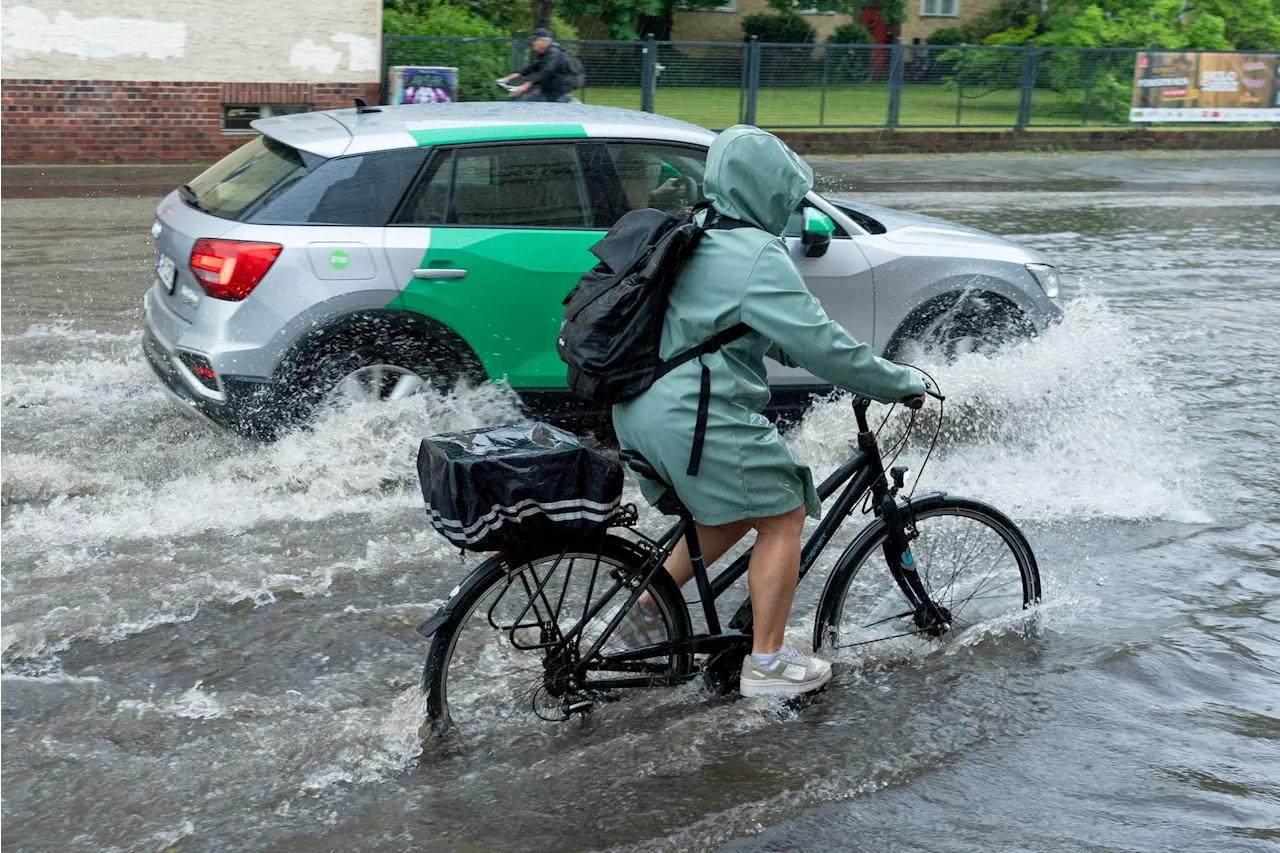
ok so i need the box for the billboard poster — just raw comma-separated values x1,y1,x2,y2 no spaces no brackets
387,66,460,105
1130,52,1280,121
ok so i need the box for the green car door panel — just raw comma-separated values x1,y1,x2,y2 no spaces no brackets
387,227,603,387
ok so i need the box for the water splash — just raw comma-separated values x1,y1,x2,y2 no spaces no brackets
789,296,1207,524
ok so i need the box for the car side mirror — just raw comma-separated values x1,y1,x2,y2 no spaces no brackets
801,208,835,258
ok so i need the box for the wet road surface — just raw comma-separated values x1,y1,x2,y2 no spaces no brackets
2,151,1278,851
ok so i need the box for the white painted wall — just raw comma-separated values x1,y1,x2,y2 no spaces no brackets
1,0,382,81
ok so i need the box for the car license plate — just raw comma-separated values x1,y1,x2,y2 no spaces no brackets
155,253,177,293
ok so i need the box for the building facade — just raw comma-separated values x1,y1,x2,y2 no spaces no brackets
2,0,382,163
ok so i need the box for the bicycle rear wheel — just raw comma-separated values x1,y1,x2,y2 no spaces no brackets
422,535,693,734
814,495,1040,653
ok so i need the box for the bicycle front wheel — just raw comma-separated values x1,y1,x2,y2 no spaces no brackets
814,495,1041,653
423,535,693,734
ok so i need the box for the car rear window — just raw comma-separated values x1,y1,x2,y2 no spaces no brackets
183,136,308,221
247,148,426,226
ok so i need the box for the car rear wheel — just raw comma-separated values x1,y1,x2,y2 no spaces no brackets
327,363,428,405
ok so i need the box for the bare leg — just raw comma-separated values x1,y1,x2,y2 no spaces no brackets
639,505,807,655
638,519,751,612
745,505,806,654
663,520,753,586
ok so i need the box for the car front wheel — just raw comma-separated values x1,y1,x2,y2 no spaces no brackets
886,292,1035,363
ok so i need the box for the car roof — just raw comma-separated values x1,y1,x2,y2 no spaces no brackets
252,103,716,158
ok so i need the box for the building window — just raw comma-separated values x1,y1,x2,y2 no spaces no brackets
921,0,959,16
221,104,310,133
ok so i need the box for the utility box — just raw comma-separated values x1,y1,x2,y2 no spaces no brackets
387,66,460,105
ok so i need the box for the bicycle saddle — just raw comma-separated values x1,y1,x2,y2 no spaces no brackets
618,449,664,484
618,450,687,517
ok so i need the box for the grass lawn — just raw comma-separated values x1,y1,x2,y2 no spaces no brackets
581,84,1112,130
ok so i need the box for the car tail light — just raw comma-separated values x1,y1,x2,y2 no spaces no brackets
189,239,282,301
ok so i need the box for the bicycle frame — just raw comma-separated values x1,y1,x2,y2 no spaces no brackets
574,396,939,689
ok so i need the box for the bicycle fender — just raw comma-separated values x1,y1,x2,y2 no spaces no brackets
417,554,507,638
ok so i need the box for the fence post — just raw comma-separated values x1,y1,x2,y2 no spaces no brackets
744,36,761,125
510,31,525,74
1015,40,1037,131
886,42,904,130
380,36,389,105
641,33,657,112
819,45,829,127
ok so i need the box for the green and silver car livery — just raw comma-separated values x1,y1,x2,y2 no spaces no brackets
142,103,1062,436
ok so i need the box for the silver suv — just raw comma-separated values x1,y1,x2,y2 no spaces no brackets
142,102,1062,436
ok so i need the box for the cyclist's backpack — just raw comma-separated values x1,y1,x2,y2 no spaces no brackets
417,422,622,552
557,204,749,476
566,53,586,89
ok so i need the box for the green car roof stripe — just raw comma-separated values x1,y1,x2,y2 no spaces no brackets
408,124,588,146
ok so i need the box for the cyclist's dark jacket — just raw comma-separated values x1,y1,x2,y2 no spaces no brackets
519,44,573,101
611,126,926,526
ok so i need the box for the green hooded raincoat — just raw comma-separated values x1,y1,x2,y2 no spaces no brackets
612,126,927,526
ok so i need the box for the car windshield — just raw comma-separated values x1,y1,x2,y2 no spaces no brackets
183,136,309,220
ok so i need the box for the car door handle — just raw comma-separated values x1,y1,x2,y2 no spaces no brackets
413,268,467,280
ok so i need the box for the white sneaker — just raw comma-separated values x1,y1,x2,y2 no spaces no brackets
583,602,665,650
740,644,832,698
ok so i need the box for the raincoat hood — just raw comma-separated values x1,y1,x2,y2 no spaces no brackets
703,125,813,236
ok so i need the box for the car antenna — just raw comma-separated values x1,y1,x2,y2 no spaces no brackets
354,98,381,114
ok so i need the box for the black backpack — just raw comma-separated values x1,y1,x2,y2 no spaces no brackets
566,54,586,90
557,203,749,475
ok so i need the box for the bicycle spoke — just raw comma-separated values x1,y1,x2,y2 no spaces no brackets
861,608,917,629
430,544,692,731
829,505,1034,654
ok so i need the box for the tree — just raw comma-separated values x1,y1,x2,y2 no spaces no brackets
383,4,509,101
959,0,1278,50
384,1,578,38
558,0,723,40
534,0,556,29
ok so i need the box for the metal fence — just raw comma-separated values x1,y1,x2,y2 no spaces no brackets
383,35,1278,130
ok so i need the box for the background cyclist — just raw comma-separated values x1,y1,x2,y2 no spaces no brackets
499,28,574,103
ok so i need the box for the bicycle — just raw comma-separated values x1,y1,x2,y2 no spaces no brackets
418,387,1041,733
495,79,579,103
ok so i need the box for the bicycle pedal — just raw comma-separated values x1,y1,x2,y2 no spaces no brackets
703,647,751,696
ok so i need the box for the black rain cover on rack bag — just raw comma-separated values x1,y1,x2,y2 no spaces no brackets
417,422,623,552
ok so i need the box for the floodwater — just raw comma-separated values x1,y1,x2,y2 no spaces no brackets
3,152,1278,852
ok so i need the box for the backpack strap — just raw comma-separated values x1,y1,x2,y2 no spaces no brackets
689,200,755,234
656,323,751,476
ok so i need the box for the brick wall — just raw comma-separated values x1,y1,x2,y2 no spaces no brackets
2,80,382,164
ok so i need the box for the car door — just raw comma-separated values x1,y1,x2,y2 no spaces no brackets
770,195,878,388
383,140,610,390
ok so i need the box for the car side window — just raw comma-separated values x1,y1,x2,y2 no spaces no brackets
398,151,453,225
397,142,592,229
248,147,426,226
604,143,707,224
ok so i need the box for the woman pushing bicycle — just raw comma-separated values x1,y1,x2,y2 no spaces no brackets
611,126,928,698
